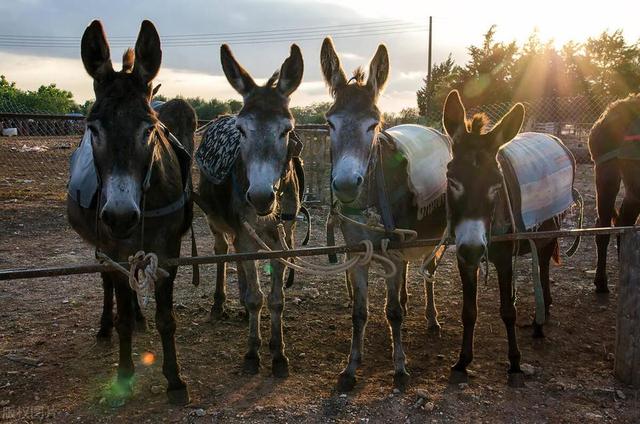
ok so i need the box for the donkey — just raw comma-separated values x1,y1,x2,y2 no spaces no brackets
442,90,568,387
197,44,303,377
589,94,640,293
320,38,448,391
67,20,196,404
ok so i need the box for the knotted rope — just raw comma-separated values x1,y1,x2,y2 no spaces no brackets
243,222,397,278
95,250,169,308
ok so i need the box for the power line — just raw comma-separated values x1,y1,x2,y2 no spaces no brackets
0,19,417,41
0,25,426,48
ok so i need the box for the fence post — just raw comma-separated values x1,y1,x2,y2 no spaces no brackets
615,231,640,387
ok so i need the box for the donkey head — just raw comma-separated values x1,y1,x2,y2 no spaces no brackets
81,20,162,239
321,37,389,203
443,90,525,266
221,44,304,216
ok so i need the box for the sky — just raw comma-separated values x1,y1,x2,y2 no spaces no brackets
0,0,639,113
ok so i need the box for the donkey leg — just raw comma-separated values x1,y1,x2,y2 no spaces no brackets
111,273,136,405
211,232,229,320
97,273,114,344
449,263,478,385
237,258,263,374
386,260,410,391
133,296,148,333
345,270,353,308
423,257,441,333
237,262,249,319
594,163,620,293
154,269,190,404
533,241,556,338
400,262,409,316
337,262,369,392
494,254,524,387
268,259,289,377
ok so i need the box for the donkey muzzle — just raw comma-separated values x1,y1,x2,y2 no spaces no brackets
99,174,142,239
331,172,364,204
246,187,276,216
455,219,488,266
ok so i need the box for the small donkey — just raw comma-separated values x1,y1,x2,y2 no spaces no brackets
67,20,195,404
442,90,569,387
197,44,303,377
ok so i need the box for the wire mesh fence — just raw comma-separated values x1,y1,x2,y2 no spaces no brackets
0,94,616,208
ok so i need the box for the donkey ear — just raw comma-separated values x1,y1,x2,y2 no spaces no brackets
220,44,257,97
366,44,390,97
320,37,347,94
442,90,467,138
488,103,525,149
134,20,162,84
81,20,113,81
277,44,304,97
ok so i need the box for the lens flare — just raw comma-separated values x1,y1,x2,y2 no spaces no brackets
141,351,155,366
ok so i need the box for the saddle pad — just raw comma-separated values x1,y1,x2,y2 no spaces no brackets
68,130,98,208
195,115,240,184
383,124,451,220
498,132,575,230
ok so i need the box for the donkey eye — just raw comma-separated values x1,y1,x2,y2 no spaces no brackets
280,129,291,139
236,126,246,138
327,121,335,131
367,123,378,132
144,127,154,138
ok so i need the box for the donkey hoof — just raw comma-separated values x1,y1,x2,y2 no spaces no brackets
166,386,190,405
134,318,148,334
508,371,525,388
243,355,261,375
594,285,610,294
427,322,442,337
393,371,410,392
449,369,469,385
209,306,229,321
96,330,112,347
272,357,290,378
532,323,545,339
337,372,356,392
106,378,134,408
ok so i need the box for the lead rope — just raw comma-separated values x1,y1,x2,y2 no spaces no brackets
243,221,397,278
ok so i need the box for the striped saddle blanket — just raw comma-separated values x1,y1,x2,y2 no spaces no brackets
382,124,451,220
498,132,576,231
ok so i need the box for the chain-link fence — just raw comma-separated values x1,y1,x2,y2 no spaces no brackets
0,94,616,207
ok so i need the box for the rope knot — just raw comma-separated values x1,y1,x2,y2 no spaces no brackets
128,251,169,307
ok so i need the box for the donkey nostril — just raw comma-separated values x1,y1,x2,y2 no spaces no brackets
246,192,252,205
355,175,363,186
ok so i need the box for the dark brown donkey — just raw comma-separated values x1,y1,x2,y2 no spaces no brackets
443,90,565,387
67,20,196,404
589,94,640,293
197,44,303,377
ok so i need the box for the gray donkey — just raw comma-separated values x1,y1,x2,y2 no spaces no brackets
67,20,195,405
196,44,304,377
320,38,449,392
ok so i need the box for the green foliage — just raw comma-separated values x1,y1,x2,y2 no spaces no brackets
290,102,332,124
416,26,640,115
0,75,77,114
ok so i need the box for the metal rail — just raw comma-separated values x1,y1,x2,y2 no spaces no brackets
1,225,637,281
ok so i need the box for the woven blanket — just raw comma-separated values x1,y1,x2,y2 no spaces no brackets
383,124,451,220
196,115,240,184
498,132,575,230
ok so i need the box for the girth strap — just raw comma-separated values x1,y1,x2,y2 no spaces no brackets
375,134,395,233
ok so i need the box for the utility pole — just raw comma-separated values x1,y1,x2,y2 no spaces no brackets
426,16,433,117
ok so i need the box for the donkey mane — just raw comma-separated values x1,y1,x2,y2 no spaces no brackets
122,48,135,73
350,67,366,85
469,113,489,135
265,70,280,88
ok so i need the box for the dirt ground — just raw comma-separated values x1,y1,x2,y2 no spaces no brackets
1,136,639,423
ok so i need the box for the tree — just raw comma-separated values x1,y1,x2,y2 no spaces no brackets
291,102,332,124
416,54,460,123
455,25,518,107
